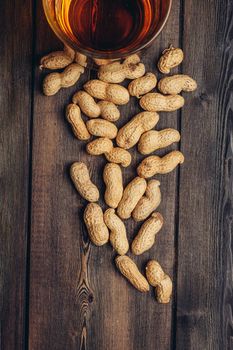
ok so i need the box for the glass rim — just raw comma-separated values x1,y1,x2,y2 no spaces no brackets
42,0,173,60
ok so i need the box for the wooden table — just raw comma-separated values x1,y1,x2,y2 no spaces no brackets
1,1,232,349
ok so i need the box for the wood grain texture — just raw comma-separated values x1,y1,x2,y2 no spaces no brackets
0,1,33,349
175,0,233,349
28,1,182,348
28,3,94,349
0,0,232,349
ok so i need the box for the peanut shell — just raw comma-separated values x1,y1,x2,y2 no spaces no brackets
131,212,163,255
116,112,159,149
117,177,147,219
103,163,123,208
128,73,157,98
66,104,90,141
146,260,173,303
140,93,185,112
43,63,84,96
104,209,129,255
84,80,130,105
70,162,99,202
158,74,197,95
115,256,150,292
72,91,101,118
138,129,181,155
86,119,118,139
40,51,73,70
137,151,185,178
86,138,113,155
105,147,132,168
84,203,109,246
97,101,120,122
98,57,145,83
132,180,161,221
158,46,184,74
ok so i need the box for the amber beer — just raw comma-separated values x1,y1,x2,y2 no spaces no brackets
49,0,170,55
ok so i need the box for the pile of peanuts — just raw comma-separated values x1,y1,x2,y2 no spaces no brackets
40,45,197,303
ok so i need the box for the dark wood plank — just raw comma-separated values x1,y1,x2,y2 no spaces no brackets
28,4,92,349
176,0,233,349
0,1,33,349
29,2,182,350
86,1,182,350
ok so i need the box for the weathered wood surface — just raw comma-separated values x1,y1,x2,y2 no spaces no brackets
0,1,33,349
176,1,233,349
0,0,232,349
